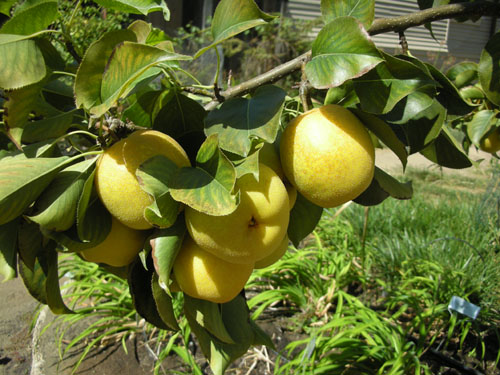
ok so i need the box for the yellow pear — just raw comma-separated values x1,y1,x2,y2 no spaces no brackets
173,236,254,303
254,234,289,269
479,128,500,154
280,104,375,208
95,130,191,230
285,182,297,210
185,163,289,264
79,217,148,267
259,142,284,179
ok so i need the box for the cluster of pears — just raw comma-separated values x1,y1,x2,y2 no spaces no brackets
80,104,375,304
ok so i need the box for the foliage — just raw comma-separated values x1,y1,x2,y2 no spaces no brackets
57,0,132,60
1,0,500,374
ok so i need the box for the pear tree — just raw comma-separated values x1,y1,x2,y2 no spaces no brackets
1,0,499,373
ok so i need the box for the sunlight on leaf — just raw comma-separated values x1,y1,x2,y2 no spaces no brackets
306,16,383,89
321,0,374,29
195,0,275,58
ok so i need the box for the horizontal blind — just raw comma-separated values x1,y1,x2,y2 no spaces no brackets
286,0,449,52
372,0,448,52
447,17,496,60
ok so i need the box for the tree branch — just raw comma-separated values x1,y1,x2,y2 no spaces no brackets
369,0,500,35
204,1,500,110
205,51,311,110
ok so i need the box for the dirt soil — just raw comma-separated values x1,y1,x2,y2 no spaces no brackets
0,148,495,375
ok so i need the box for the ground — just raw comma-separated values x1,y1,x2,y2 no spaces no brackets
0,147,494,375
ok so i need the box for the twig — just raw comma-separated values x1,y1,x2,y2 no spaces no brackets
182,86,215,98
399,31,409,55
368,1,500,35
204,51,311,110
299,62,312,112
213,82,225,103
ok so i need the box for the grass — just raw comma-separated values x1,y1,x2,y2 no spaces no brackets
46,161,500,374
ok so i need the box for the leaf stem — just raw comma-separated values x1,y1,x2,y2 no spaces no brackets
176,68,203,86
66,0,83,32
214,46,222,90
299,62,312,112
60,0,83,63
48,130,99,151
52,71,77,78
64,150,103,166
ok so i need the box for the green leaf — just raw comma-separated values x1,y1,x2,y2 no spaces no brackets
123,89,162,128
150,216,186,294
144,193,179,228
153,91,206,139
229,146,261,179
136,155,180,228
0,39,46,90
425,63,474,116
128,19,152,43
0,0,16,16
0,218,19,282
185,294,255,375
19,253,48,305
353,53,436,114
352,110,408,168
195,0,275,58
129,254,169,330
44,198,112,252
324,80,359,107
394,100,446,154
22,139,61,158
3,81,45,146
184,296,235,344
44,244,72,314
28,158,97,232
17,220,43,271
151,273,179,330
305,16,383,89
479,32,500,106
353,175,388,206
21,110,78,144
421,127,472,169
373,167,412,199
205,85,286,157
381,90,435,125
321,0,374,29
249,319,274,348
220,294,255,346
460,85,485,103
170,135,239,216
76,167,98,241
94,0,170,19
446,62,478,88
354,167,412,206
417,0,449,10
466,110,498,147
0,156,69,225
75,29,138,110
0,0,59,35
288,192,323,247
19,242,72,314
37,38,66,72
92,42,191,116
146,28,170,46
